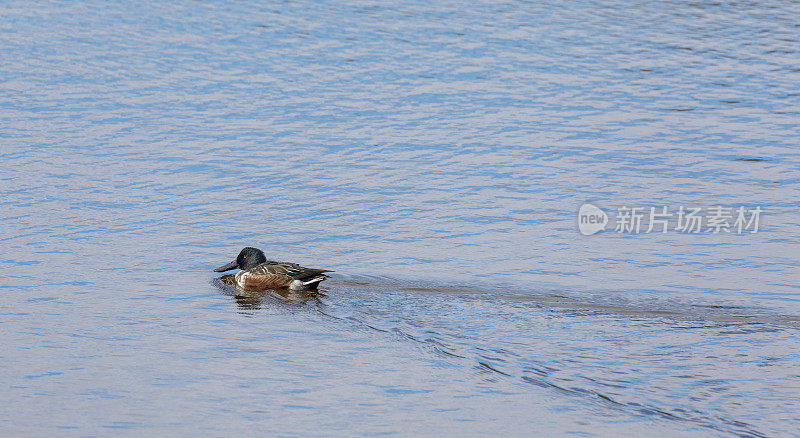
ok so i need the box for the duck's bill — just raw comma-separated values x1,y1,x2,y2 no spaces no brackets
214,260,238,272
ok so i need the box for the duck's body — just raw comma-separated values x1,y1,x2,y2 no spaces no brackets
234,260,331,291
215,247,331,291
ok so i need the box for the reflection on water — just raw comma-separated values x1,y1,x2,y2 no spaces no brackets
212,274,325,312
1,0,799,435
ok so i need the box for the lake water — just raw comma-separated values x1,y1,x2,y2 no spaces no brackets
1,0,799,436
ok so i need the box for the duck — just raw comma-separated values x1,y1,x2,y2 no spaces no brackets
214,247,332,291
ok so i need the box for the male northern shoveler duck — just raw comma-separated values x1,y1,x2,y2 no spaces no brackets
214,247,332,291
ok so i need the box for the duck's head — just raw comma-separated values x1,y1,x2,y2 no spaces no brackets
214,247,267,272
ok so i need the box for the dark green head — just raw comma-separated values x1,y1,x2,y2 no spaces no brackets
214,247,267,272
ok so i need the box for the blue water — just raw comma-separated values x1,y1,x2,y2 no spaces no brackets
1,0,799,436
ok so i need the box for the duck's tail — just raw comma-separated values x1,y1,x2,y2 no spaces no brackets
290,272,331,290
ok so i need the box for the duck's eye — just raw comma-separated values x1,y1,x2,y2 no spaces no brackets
243,256,247,259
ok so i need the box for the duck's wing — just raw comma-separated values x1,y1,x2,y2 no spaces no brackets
255,262,333,280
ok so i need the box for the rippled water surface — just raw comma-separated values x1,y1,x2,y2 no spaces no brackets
2,0,799,436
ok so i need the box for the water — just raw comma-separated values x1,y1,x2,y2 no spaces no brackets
1,0,799,436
